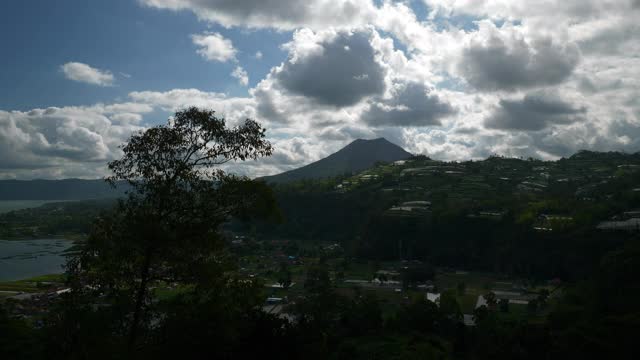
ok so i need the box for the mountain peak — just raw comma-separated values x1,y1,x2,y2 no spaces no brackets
261,137,412,184
350,137,389,144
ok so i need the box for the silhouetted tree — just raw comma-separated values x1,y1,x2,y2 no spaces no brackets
499,298,509,313
457,281,466,296
484,292,497,309
537,288,550,309
439,289,462,321
277,261,292,289
0,304,42,359
60,107,276,356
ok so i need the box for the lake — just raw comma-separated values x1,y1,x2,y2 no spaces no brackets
0,239,74,281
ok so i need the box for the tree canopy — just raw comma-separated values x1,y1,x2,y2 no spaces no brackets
57,107,279,356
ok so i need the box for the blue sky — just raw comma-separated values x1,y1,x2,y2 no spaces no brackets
0,0,289,111
0,0,638,179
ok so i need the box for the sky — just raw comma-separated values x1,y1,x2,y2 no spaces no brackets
0,0,639,179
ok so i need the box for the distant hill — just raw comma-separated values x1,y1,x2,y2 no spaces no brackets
261,138,413,184
0,179,127,200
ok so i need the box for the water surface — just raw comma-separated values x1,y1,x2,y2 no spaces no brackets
0,239,73,281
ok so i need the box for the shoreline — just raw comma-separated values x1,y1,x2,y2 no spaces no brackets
0,234,86,242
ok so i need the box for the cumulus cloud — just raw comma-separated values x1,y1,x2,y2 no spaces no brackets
362,81,455,127
245,27,400,125
0,105,146,178
424,0,637,24
129,88,257,125
0,87,266,179
231,66,249,86
139,0,376,30
570,14,640,56
60,62,115,86
459,22,580,91
191,32,237,62
190,32,254,88
485,92,587,131
4,0,640,179
274,29,386,107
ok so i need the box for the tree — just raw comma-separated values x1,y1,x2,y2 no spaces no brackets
369,261,381,280
399,297,442,333
457,281,466,296
340,293,383,336
439,289,462,321
499,298,509,313
0,304,42,359
277,262,292,289
484,292,497,309
401,263,435,289
62,107,277,355
537,288,550,309
303,263,332,294
296,262,343,339
473,305,489,323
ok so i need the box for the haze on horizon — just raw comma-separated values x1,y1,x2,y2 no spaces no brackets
0,0,638,180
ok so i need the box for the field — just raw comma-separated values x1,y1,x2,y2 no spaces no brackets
0,274,65,299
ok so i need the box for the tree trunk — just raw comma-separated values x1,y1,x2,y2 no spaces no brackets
128,248,152,354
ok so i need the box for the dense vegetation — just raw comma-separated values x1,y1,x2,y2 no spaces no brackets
247,151,640,281
1,109,639,359
2,239,639,359
0,199,115,239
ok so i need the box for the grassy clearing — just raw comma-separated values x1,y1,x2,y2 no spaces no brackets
0,283,39,292
0,274,66,293
22,274,65,282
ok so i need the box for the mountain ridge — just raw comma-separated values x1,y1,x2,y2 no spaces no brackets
0,179,127,200
2,148,637,199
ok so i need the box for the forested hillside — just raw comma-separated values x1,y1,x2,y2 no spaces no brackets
244,150,640,280
0,179,127,200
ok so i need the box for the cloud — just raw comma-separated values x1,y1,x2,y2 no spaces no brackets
190,32,253,87
139,0,376,30
362,81,455,127
246,27,407,125
60,62,115,86
0,89,258,179
274,29,386,107
5,0,640,179
485,92,587,131
191,32,237,62
458,22,580,91
255,51,263,59
424,0,637,24
0,105,147,178
129,88,256,125
231,66,249,86
570,14,640,55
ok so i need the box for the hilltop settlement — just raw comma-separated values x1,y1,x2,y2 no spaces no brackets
1,139,640,359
